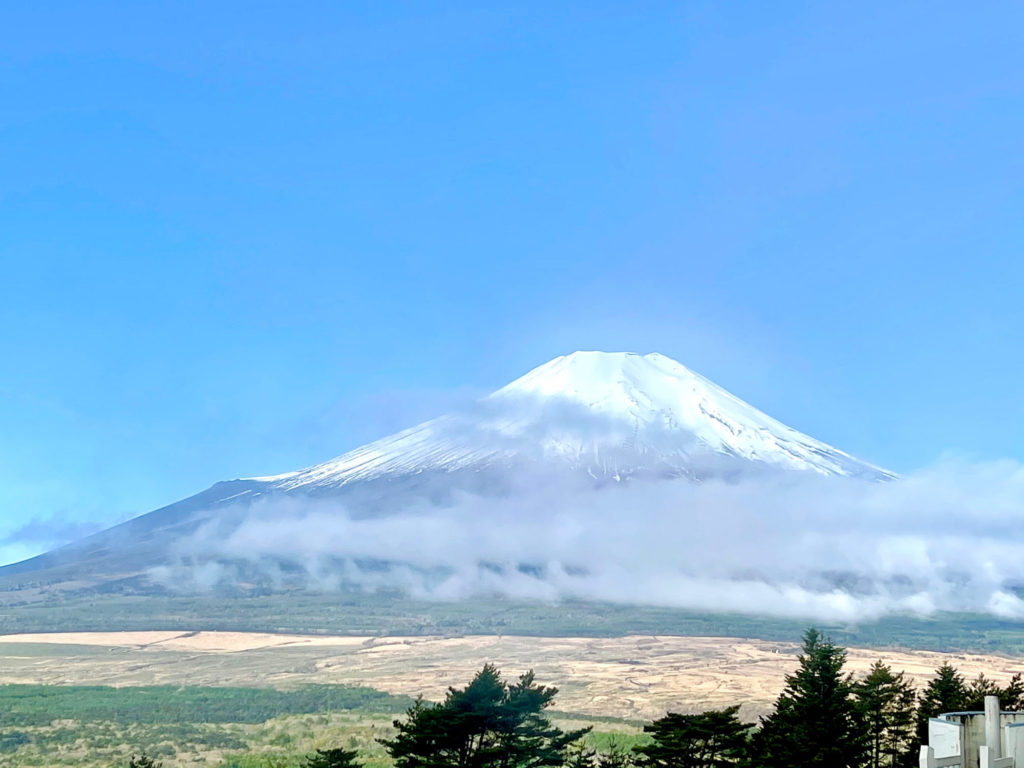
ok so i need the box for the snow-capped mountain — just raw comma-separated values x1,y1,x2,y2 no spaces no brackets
258,351,893,490
0,351,891,589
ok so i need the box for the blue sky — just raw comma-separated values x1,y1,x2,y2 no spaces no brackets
1,1,1022,562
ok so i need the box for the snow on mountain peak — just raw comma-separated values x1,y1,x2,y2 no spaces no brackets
259,351,893,491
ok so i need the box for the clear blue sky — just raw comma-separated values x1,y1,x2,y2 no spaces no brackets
1,1,1023,561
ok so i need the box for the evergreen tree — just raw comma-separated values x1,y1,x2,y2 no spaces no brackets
854,660,916,768
128,755,161,768
596,741,633,768
302,747,363,768
380,664,589,768
916,663,968,745
1001,673,1024,711
965,673,1002,711
564,741,597,768
635,706,749,768
752,628,865,768
962,671,1024,711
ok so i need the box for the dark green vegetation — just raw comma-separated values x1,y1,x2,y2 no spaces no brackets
754,629,867,768
855,662,916,768
0,684,413,767
382,665,588,768
0,684,413,726
635,708,748,768
0,681,635,768
302,747,362,768
4,591,1024,655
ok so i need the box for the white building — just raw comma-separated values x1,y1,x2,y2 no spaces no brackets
922,696,1024,768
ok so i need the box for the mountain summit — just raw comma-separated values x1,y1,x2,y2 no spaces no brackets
258,351,892,491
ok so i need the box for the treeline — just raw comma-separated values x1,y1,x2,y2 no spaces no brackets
119,628,1024,768
0,683,413,727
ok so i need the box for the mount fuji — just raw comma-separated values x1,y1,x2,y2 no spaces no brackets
258,351,892,489
0,351,892,595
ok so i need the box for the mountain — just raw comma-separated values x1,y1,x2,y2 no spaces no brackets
253,351,891,490
0,351,892,594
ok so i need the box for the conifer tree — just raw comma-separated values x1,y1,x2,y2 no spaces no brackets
752,628,865,768
1001,673,1024,710
854,660,916,768
564,741,597,768
635,706,749,768
916,663,968,745
302,747,362,768
596,741,633,768
965,673,1002,711
381,664,589,768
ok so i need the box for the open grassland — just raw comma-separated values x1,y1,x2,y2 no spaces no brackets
3,630,1024,765
0,688,406,767
3,631,1024,722
0,683,642,768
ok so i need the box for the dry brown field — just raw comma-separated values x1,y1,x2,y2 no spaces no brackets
1,631,1021,720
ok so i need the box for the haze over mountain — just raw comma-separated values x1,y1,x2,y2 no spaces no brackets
15,351,1024,625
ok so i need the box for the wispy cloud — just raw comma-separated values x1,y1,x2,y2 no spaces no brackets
0,515,104,566
149,457,1024,622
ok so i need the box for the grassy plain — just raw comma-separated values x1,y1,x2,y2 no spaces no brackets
0,679,642,768
2,629,1024,765
3,631,1024,721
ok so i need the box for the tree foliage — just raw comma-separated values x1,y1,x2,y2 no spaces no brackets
752,628,865,768
1001,673,1024,711
563,741,598,768
915,662,967,745
302,747,362,768
596,741,634,768
128,754,161,768
855,660,916,768
635,706,748,768
380,664,589,768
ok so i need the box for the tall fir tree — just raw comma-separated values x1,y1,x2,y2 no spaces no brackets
854,660,917,768
1001,673,1024,711
752,628,865,768
915,663,968,746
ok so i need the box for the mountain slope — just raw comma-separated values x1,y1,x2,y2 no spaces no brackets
0,351,892,592
259,351,892,491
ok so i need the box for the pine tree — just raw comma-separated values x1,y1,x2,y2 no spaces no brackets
753,628,865,768
1001,673,1024,710
965,673,1002,711
302,747,362,768
855,660,916,768
635,706,749,768
380,664,589,768
916,663,968,745
596,741,633,768
564,741,597,768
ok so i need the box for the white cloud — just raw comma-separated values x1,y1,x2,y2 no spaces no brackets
150,457,1024,622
